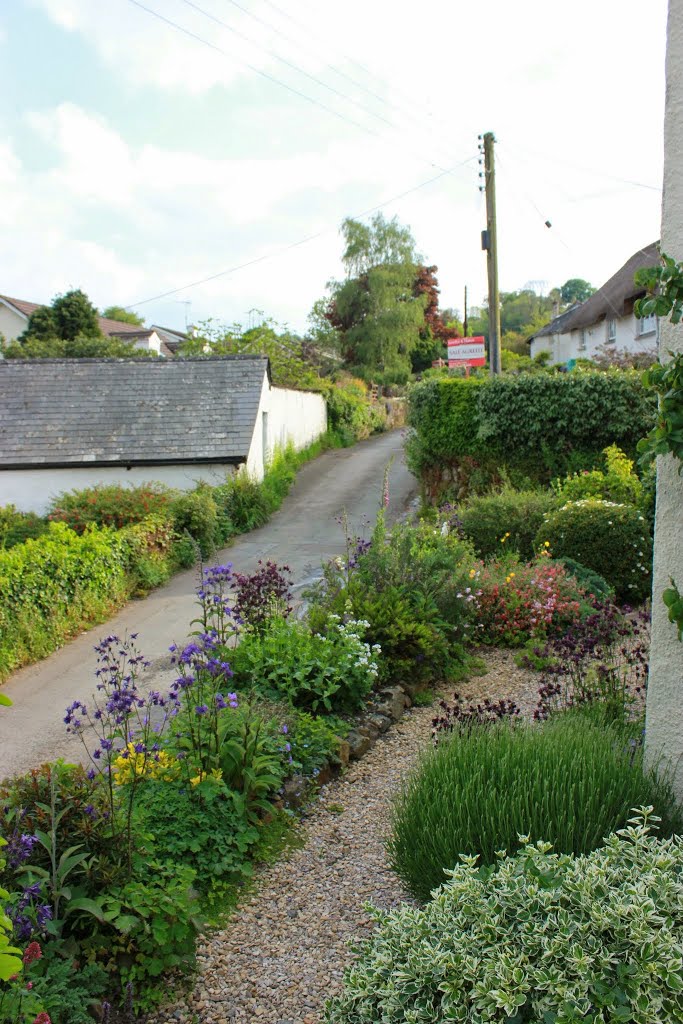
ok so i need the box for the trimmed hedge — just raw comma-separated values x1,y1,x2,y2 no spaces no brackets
408,371,656,493
0,522,129,675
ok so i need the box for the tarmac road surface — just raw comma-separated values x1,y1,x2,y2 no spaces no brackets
0,430,417,778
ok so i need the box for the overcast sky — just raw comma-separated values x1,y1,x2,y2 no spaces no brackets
0,0,668,335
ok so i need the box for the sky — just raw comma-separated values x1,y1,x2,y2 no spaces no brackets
0,0,668,335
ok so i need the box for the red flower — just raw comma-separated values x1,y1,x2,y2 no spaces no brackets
23,942,42,966
33,1014,52,1024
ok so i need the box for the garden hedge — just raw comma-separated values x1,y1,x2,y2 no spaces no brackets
408,371,656,492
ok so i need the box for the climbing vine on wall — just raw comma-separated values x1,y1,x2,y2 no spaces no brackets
635,252,683,641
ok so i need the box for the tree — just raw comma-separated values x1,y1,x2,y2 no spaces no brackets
560,278,595,304
102,305,145,326
178,316,321,390
341,213,420,278
319,214,432,382
2,289,151,359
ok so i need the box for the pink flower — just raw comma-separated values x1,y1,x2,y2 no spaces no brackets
33,1015,52,1024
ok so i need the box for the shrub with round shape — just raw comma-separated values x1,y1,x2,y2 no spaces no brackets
387,712,681,902
535,498,652,602
327,809,683,1024
457,487,556,561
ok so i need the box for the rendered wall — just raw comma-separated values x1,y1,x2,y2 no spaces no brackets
0,463,238,515
246,381,327,480
644,0,683,798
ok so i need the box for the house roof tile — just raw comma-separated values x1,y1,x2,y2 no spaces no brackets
0,356,269,468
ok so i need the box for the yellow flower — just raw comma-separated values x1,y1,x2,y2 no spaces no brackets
544,541,550,548
190,768,223,787
112,744,180,785
468,568,477,579
509,572,515,578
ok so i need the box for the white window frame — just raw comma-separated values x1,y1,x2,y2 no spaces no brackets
638,312,657,336
578,329,587,352
607,318,617,343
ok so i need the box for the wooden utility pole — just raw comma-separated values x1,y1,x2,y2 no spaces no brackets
463,285,469,337
481,132,501,375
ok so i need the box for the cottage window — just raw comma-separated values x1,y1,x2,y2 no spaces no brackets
607,318,617,342
579,329,587,351
638,312,657,336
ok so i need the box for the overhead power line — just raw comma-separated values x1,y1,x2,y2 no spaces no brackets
258,0,455,140
125,157,476,309
128,0,453,173
215,0,457,160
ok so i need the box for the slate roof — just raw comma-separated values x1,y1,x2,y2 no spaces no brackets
0,356,270,468
530,242,660,340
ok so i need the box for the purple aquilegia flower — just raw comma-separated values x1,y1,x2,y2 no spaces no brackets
6,833,38,869
195,704,209,716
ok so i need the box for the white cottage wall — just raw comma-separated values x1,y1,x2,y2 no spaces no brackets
246,380,327,480
0,463,240,516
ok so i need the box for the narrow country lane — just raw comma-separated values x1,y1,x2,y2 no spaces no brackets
0,430,416,779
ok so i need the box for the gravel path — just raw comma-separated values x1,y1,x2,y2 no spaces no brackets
150,649,541,1024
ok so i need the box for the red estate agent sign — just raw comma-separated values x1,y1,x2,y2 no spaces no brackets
447,336,486,367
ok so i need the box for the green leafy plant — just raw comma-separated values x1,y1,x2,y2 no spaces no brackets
0,523,129,678
387,712,682,902
285,712,348,776
328,809,683,1024
553,444,644,506
663,578,683,641
556,556,614,600
637,351,683,471
170,488,219,558
535,499,653,602
133,779,260,889
457,487,555,561
0,506,48,550
229,616,379,712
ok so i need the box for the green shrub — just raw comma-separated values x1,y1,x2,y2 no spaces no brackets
535,499,652,602
170,487,219,557
407,377,486,470
324,377,386,446
477,370,655,462
0,505,48,549
328,809,683,1024
553,443,644,506
119,513,177,591
0,523,128,677
353,518,476,633
558,556,614,600
213,473,269,533
229,616,379,712
387,712,682,902
48,482,173,532
458,487,556,560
